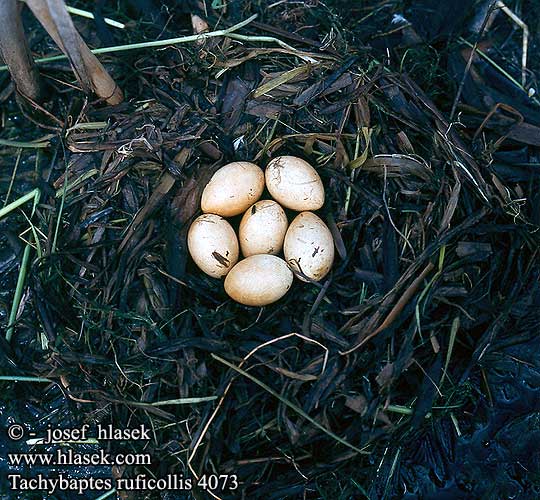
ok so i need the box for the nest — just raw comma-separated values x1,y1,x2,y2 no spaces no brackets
1,2,540,499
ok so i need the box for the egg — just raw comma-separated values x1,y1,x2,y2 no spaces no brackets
201,161,265,217
238,200,288,257
187,214,239,278
265,156,325,211
224,255,293,306
283,212,335,282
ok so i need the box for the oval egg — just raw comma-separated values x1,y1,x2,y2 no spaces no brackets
284,212,335,282
224,255,293,306
265,156,324,211
187,214,239,278
239,200,288,257
201,161,265,217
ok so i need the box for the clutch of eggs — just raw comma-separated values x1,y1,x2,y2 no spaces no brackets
187,156,335,306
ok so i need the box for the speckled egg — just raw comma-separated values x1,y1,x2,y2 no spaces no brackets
224,255,293,306
238,200,288,257
187,214,239,278
283,211,334,282
265,156,324,211
201,161,265,217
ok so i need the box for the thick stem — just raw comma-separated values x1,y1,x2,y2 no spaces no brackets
25,0,123,105
0,0,42,101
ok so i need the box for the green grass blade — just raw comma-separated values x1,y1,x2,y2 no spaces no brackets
441,316,460,386
5,243,32,342
0,15,258,71
0,188,40,220
66,6,125,29
94,489,117,500
0,139,50,148
0,376,52,382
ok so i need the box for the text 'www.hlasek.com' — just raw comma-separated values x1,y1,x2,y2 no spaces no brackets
5,422,239,495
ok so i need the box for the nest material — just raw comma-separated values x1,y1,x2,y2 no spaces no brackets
1,2,540,499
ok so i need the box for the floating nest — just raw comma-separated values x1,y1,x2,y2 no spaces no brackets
1,1,540,499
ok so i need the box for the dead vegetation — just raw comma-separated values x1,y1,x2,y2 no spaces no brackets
1,1,540,499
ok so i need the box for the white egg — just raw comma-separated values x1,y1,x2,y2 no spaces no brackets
224,255,293,306
283,212,334,282
201,161,265,217
187,214,239,278
265,156,325,211
238,200,288,257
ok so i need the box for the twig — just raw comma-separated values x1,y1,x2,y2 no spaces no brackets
25,0,123,105
226,33,318,63
450,1,499,121
0,0,42,100
496,1,529,86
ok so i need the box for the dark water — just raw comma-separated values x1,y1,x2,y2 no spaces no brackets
401,335,540,500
